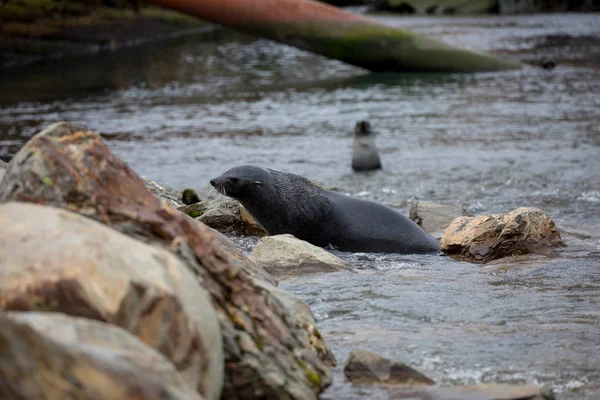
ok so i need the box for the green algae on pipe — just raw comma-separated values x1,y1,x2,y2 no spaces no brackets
144,0,522,72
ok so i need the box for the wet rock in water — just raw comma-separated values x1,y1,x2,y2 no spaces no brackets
249,234,354,279
343,349,434,386
0,121,333,400
198,197,266,236
143,176,185,208
388,383,555,399
198,197,243,231
409,201,465,238
179,199,266,241
441,207,564,263
0,201,223,400
182,187,201,205
0,312,203,400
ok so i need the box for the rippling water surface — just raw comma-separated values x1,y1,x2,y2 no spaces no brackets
1,12,599,399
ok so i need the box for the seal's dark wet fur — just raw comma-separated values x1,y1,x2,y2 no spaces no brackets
211,164,440,254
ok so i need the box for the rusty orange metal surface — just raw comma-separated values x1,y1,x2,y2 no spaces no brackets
147,0,372,26
145,0,521,72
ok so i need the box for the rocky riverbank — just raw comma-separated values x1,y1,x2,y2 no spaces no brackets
0,122,566,399
0,122,334,399
0,1,211,68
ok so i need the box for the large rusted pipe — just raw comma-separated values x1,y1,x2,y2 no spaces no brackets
145,0,521,72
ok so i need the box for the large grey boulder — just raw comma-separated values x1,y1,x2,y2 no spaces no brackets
441,207,564,263
0,121,334,400
249,234,354,280
0,312,203,400
197,197,266,236
0,202,223,400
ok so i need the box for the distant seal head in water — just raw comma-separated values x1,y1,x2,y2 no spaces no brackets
210,164,440,254
352,120,382,172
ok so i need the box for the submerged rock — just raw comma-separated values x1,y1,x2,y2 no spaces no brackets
249,234,354,279
0,202,223,400
0,312,203,400
343,350,434,386
441,207,564,263
409,201,465,238
387,383,555,399
341,350,553,399
0,121,333,400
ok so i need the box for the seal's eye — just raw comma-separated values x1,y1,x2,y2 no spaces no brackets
228,177,239,184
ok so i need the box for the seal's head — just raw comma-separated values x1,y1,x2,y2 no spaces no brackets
354,120,372,136
210,164,269,201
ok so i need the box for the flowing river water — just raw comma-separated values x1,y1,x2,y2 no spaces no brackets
1,12,599,399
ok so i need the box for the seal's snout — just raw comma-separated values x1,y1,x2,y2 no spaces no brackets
210,176,226,189
209,176,223,193
210,175,231,197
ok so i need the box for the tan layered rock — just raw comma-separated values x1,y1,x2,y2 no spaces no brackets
441,207,564,263
0,312,203,400
0,202,223,400
197,198,241,231
198,197,266,236
344,350,434,386
249,234,354,280
0,121,333,400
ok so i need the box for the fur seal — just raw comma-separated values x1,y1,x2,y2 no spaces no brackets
210,164,440,254
352,120,382,172
540,58,556,70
